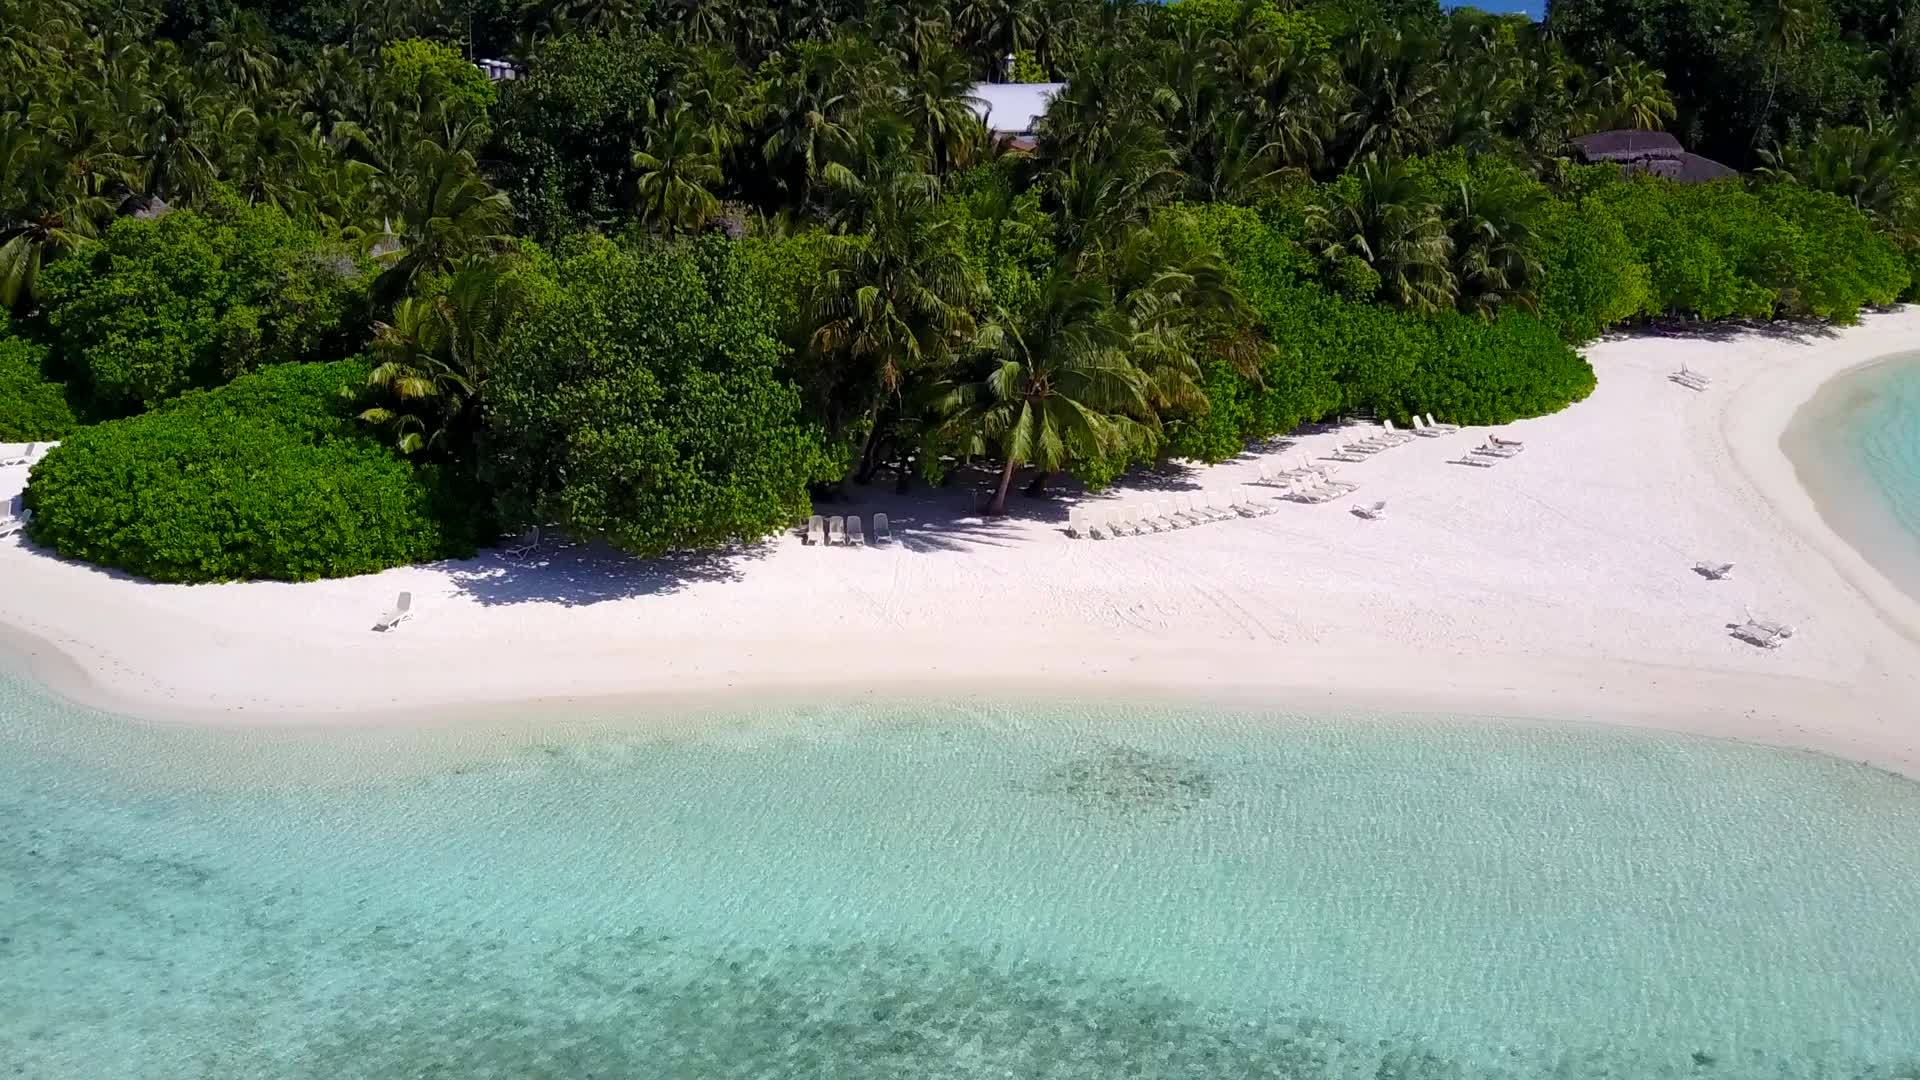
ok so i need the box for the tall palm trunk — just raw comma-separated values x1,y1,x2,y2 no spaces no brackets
987,455,1018,515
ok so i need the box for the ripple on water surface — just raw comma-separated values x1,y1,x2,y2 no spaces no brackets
4,676,1920,1079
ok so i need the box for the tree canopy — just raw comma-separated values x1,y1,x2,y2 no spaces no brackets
2,0,1914,579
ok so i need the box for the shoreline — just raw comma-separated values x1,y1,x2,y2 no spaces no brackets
4,310,1920,776
1781,351,1920,608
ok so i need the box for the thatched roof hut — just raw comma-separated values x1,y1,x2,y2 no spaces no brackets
1569,130,1738,184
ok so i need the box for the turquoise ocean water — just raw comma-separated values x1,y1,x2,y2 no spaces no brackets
1785,351,1920,603
5,670,1920,1078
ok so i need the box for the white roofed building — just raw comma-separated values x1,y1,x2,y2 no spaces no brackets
968,82,1064,149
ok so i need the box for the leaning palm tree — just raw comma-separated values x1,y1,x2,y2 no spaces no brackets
0,121,117,312
360,261,534,456
944,271,1153,515
807,167,984,479
633,107,723,237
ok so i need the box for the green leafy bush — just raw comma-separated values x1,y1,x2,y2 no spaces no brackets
380,38,497,115
22,360,487,582
482,236,834,556
0,333,80,441
1535,194,1651,343
37,193,370,415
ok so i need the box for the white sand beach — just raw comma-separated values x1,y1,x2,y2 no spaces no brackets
4,310,1919,772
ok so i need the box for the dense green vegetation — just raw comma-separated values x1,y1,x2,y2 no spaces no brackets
3,0,1915,580
20,361,487,581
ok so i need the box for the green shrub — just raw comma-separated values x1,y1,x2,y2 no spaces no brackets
1536,196,1651,343
0,333,80,441
482,235,834,556
1757,183,1909,321
38,192,369,415
380,38,497,114
22,360,487,582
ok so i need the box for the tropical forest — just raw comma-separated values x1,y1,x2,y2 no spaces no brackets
2,0,1915,581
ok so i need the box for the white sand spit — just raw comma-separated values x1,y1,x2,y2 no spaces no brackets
3,310,1919,774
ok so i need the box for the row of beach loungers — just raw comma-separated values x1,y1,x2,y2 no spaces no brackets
804,513,893,547
1069,472,1364,539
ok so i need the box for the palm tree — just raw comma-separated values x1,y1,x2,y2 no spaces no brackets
633,107,723,236
946,271,1152,515
1306,157,1456,314
1444,172,1546,318
360,261,533,456
1758,117,1916,224
1583,56,1677,132
0,121,116,312
205,11,280,99
899,47,986,175
351,116,513,301
807,168,984,479
954,0,1038,78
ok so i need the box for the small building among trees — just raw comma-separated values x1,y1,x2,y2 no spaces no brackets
1569,130,1738,184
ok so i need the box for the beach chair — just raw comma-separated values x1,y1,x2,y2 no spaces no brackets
372,591,412,632
1067,507,1087,538
1326,449,1372,463
0,510,30,538
1693,561,1734,580
1471,442,1523,459
1672,365,1711,390
1451,455,1497,468
1423,413,1460,435
1351,500,1388,520
804,515,826,545
1,443,36,467
1410,416,1447,438
1104,507,1133,537
873,513,892,544
847,516,866,546
1087,510,1111,540
1731,619,1790,649
1745,610,1795,639
827,516,846,545
1379,420,1415,445
1489,434,1524,449
1142,501,1173,531
1207,491,1236,521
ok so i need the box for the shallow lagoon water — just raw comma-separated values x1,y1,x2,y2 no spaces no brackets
5,672,1920,1079
1786,350,1920,603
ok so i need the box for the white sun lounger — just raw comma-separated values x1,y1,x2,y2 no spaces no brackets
1379,420,1415,444
805,515,826,545
372,591,412,632
1489,434,1524,449
1472,442,1522,458
0,510,30,538
1,443,37,467
1105,507,1136,537
1086,510,1112,540
1423,414,1460,435
872,513,892,543
827,516,846,545
1352,500,1387,520
1672,365,1711,390
1732,619,1791,649
1694,561,1734,580
847,516,865,546
1451,455,1496,468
